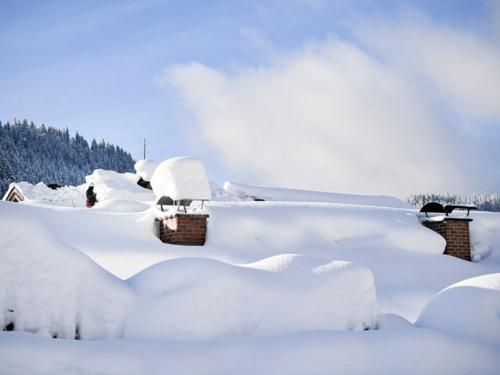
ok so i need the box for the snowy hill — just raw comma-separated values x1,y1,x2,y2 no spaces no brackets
1,168,500,374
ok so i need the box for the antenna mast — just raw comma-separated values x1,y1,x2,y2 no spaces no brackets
143,138,146,159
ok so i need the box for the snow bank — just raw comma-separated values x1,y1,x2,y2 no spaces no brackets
134,159,157,181
205,202,444,255
415,273,500,345
150,157,211,201
3,182,86,207
86,169,155,202
125,255,378,340
0,201,133,340
469,212,500,261
224,181,412,209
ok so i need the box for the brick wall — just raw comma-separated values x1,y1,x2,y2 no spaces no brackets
159,213,208,246
423,217,472,261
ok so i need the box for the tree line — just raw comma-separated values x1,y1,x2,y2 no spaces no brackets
0,119,135,197
405,193,500,212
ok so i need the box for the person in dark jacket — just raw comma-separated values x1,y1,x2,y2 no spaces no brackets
86,182,98,208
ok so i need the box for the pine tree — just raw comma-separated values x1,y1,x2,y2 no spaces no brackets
0,119,136,196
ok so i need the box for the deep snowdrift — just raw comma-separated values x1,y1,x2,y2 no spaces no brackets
0,201,132,340
2,180,500,374
415,273,500,345
125,255,378,340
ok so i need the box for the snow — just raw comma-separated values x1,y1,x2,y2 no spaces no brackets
85,169,155,202
0,201,132,340
150,156,211,201
1,174,500,374
125,255,378,340
3,182,87,207
134,159,157,181
415,273,500,345
205,201,444,255
224,181,413,208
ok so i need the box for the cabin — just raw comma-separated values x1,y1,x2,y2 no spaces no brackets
3,185,25,202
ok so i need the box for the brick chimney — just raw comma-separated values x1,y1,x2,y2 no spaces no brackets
157,213,209,246
422,217,472,261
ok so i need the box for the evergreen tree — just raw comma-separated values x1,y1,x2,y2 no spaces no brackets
0,119,136,196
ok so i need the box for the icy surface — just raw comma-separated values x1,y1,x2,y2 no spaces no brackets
134,159,158,181
415,273,500,345
86,169,155,202
125,255,378,340
151,156,211,201
224,181,412,208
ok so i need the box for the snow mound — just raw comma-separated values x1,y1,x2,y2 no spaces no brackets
134,159,157,181
150,157,211,201
93,199,152,213
205,202,444,254
3,182,86,207
415,273,500,345
224,181,412,209
86,169,155,202
0,201,133,340
124,255,378,340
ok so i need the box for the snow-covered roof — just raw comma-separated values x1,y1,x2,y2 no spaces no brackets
150,157,211,201
224,181,413,209
2,182,87,207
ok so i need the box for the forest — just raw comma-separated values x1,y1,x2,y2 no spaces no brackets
0,119,135,197
405,193,500,212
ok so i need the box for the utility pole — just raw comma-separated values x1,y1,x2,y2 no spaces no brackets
143,138,146,159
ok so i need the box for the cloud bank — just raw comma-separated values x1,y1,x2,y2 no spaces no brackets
161,6,500,196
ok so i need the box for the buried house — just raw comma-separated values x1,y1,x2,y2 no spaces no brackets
2,182,87,207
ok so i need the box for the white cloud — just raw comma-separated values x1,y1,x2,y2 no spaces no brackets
161,9,500,196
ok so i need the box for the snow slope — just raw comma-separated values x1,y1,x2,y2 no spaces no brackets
1,183,500,374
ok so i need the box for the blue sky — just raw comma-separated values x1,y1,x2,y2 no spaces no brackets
1,0,499,196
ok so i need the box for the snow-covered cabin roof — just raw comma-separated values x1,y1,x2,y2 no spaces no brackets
2,182,87,207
